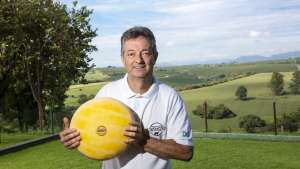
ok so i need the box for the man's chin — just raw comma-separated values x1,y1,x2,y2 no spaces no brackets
129,72,150,79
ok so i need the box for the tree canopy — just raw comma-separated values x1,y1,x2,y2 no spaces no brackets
289,70,300,94
269,72,284,96
235,85,247,100
0,0,97,129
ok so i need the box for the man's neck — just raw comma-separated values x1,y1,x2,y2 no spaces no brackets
127,75,154,95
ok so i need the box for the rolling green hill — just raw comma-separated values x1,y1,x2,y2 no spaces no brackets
66,71,300,133
182,72,300,132
84,61,298,89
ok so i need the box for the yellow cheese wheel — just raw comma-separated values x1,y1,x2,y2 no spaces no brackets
70,97,134,160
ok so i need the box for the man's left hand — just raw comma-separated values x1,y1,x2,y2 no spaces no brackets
124,120,149,147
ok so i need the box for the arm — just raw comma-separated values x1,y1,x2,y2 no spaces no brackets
124,121,193,161
144,137,193,161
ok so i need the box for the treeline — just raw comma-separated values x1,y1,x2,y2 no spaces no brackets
0,0,97,131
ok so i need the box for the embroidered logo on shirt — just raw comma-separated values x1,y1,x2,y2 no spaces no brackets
182,131,190,137
149,122,165,136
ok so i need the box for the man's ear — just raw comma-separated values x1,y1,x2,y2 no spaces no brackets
153,52,158,65
121,55,125,65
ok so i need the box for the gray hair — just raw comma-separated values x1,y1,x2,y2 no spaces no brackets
121,26,158,59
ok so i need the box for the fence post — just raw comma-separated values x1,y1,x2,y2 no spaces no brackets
204,101,208,133
273,101,278,135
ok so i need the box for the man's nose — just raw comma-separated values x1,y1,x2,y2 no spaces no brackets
134,53,144,63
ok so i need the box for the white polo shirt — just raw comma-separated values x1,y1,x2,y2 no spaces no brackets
95,74,193,169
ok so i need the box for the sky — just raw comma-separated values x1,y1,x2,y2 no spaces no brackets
60,0,300,67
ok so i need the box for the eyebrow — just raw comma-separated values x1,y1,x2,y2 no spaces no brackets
126,49,150,52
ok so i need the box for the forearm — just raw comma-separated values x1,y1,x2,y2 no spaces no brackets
143,137,193,161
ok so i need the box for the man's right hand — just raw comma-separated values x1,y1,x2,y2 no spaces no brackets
59,117,81,149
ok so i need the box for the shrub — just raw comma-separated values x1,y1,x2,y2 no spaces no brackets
193,104,236,119
235,85,248,100
239,114,266,133
78,94,95,104
278,114,298,132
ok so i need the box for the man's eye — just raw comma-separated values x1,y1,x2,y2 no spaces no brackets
142,52,151,57
127,52,135,57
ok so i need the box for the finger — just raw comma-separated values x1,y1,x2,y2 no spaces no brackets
61,130,79,142
128,121,139,126
61,128,77,138
124,130,136,138
124,138,135,144
64,131,80,141
63,117,70,130
125,126,138,132
64,135,81,148
68,141,80,149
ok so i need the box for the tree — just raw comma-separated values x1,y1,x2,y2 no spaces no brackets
269,72,284,96
289,70,300,94
0,0,97,129
239,114,266,133
235,85,247,100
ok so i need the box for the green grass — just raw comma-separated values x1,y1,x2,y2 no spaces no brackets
85,69,109,82
0,132,46,148
182,72,300,132
65,82,107,106
1,138,300,169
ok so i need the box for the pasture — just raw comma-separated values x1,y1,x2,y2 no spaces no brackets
1,138,300,169
64,71,300,133
86,61,297,89
182,72,300,132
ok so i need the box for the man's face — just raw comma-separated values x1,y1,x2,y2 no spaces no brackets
122,36,156,79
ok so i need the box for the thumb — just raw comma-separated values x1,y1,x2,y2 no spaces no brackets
63,117,70,130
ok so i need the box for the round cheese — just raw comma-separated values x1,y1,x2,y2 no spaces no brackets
70,97,134,160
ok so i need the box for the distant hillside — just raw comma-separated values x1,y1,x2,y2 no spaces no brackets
233,51,300,63
233,55,267,63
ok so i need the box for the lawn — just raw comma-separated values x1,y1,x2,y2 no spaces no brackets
0,132,46,148
1,138,300,169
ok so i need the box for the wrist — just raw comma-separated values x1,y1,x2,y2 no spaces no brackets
140,128,150,146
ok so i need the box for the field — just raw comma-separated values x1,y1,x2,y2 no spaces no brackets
64,71,300,133
182,72,300,132
1,138,300,169
64,82,107,106
86,61,297,89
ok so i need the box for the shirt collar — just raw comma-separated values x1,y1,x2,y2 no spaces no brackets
122,74,159,99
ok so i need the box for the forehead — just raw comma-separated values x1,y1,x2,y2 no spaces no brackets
123,36,151,50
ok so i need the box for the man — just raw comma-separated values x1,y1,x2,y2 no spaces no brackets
60,26,193,169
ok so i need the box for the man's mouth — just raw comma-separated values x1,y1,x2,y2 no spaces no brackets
134,65,145,69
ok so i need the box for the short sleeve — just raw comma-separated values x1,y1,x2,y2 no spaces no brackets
95,84,108,98
166,93,193,146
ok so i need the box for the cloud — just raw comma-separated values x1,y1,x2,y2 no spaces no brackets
60,0,300,67
249,30,271,38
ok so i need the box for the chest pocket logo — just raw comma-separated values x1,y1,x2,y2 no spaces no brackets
149,122,166,137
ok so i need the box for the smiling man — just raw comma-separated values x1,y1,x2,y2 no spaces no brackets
60,26,193,169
